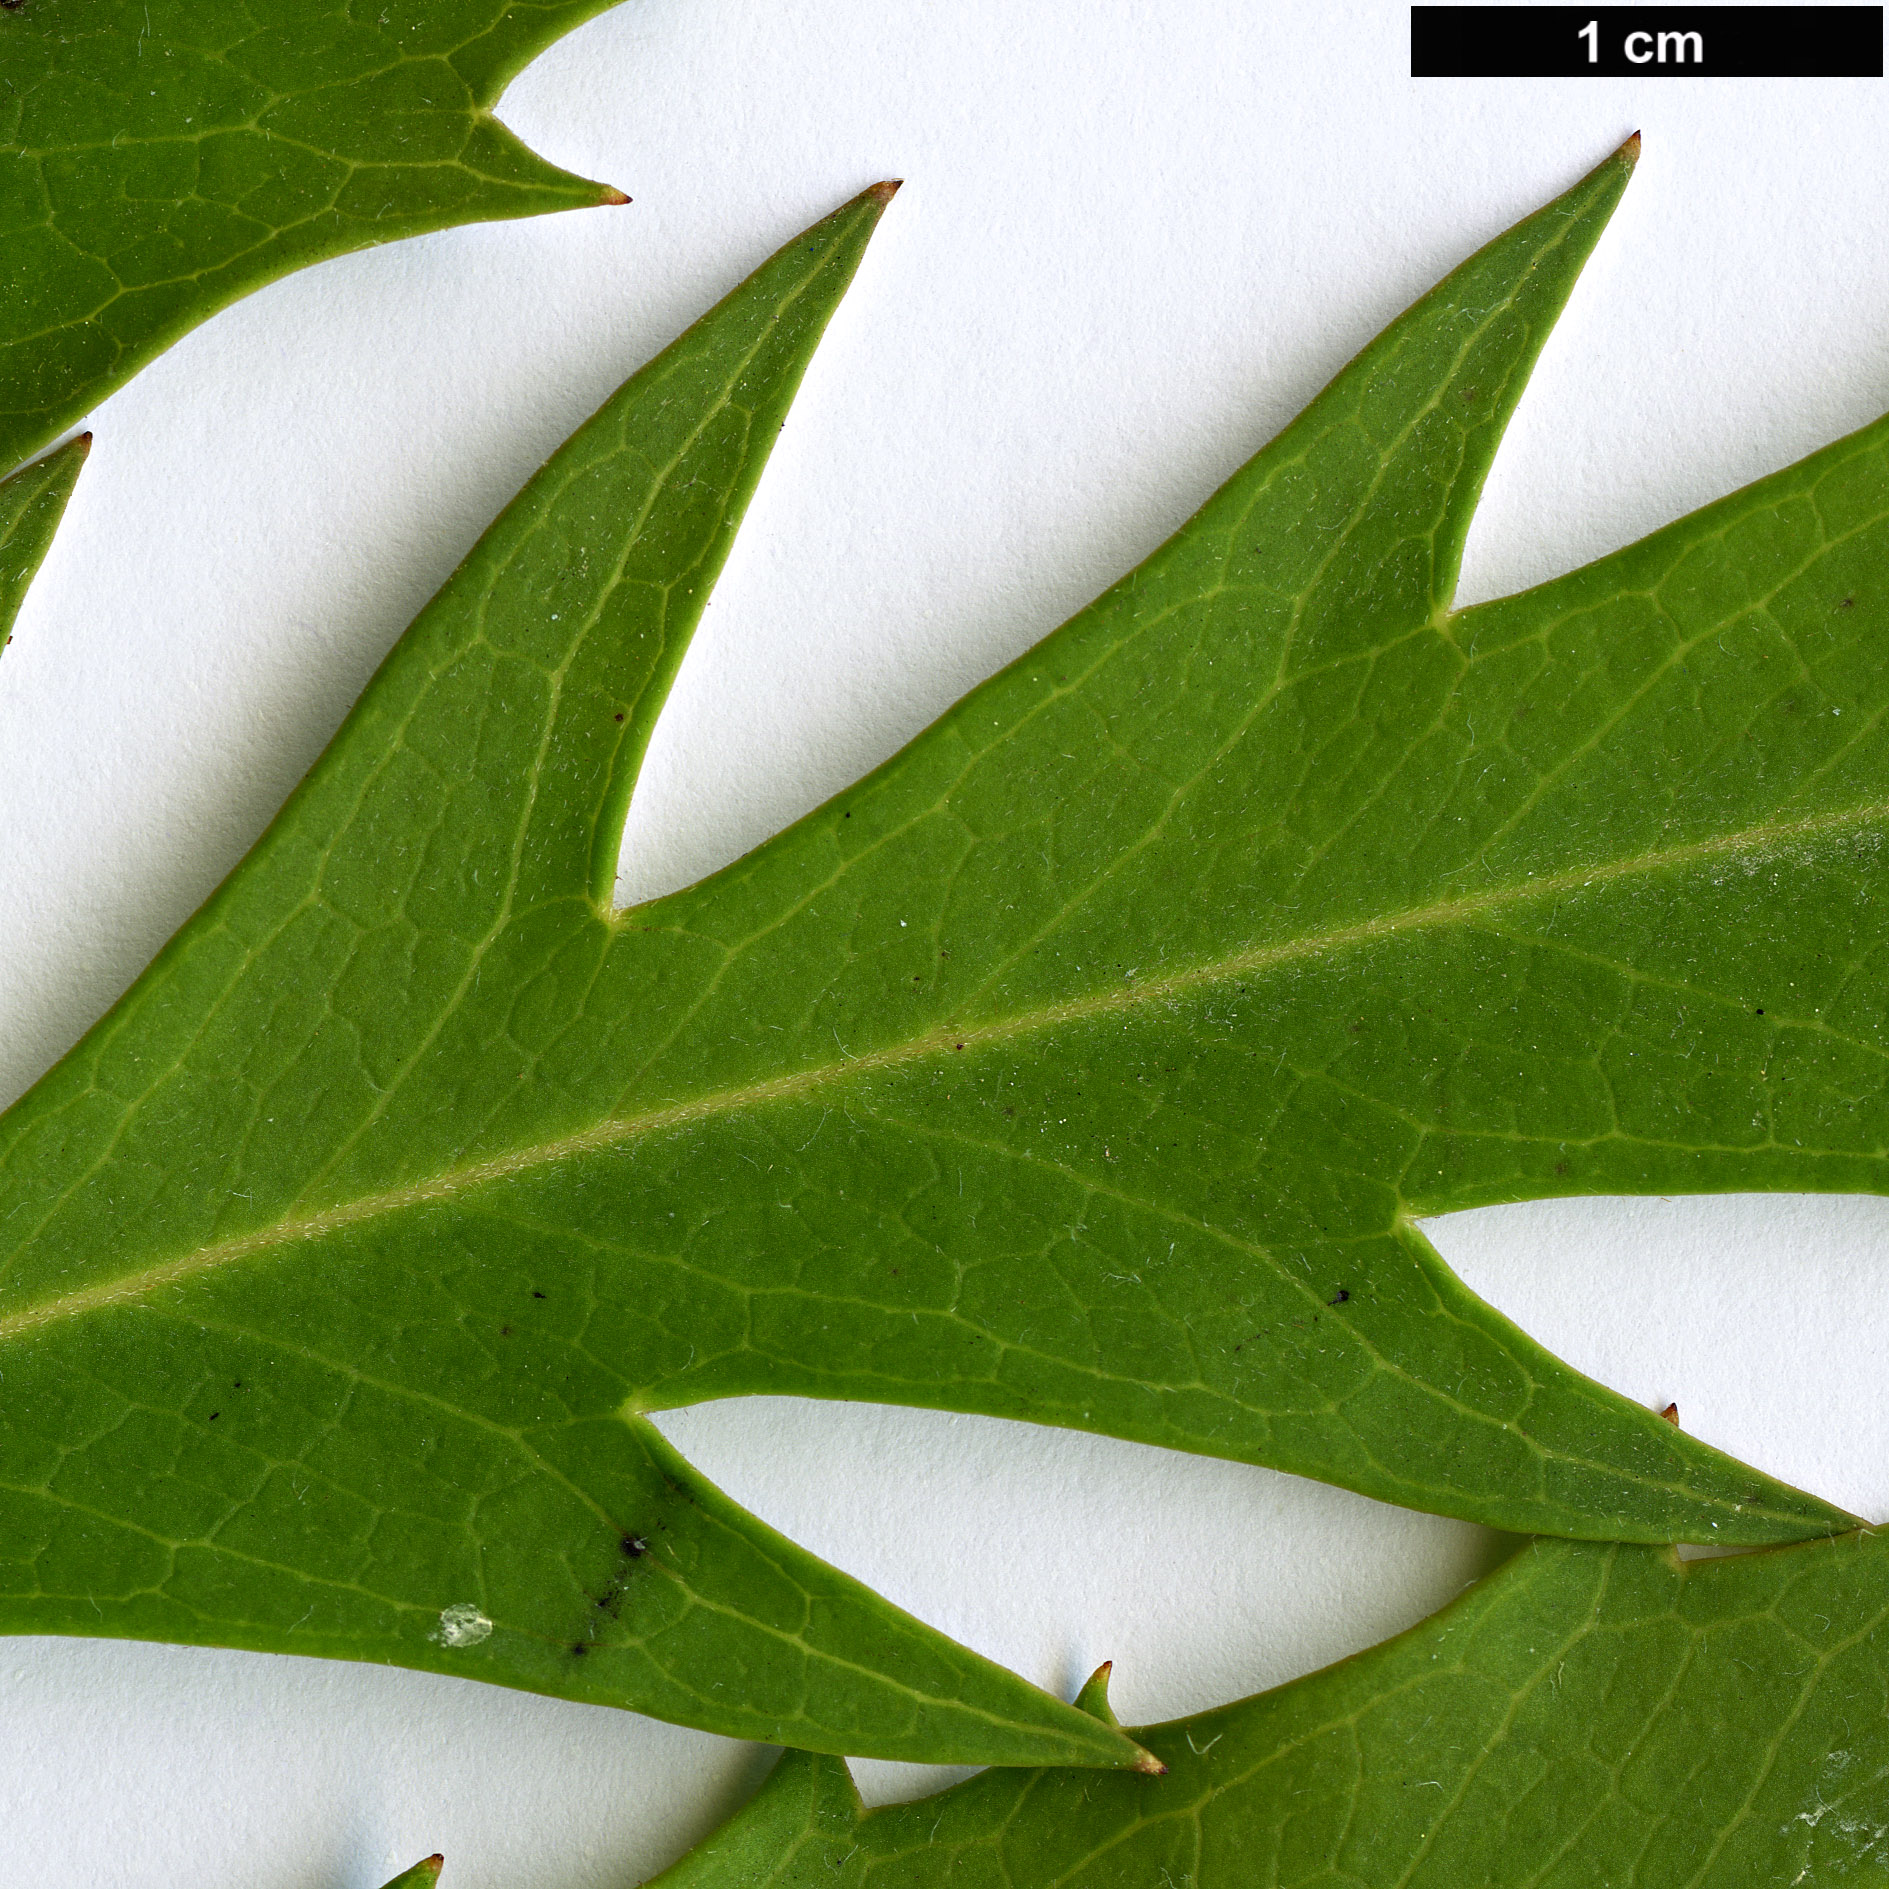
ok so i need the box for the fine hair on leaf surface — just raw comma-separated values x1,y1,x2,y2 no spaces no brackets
2,134,1885,1786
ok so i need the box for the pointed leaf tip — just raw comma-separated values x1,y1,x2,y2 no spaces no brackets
378,1857,443,1889
0,431,91,650
1618,130,1642,162
701,1537,1889,1883
868,179,903,205
0,7,651,476
1070,1657,1163,1768
1074,1659,1117,1723
598,185,632,206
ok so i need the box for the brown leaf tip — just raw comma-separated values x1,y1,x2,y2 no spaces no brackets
1132,1747,1168,1776
868,180,903,205
1617,131,1642,164
1659,1401,1679,1426
597,185,632,206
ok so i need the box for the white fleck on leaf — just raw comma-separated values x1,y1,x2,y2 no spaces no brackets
433,1603,493,1648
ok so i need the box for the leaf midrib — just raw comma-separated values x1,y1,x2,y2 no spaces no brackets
3,792,1880,1344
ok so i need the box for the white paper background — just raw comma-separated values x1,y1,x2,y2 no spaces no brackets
3,3,1888,1882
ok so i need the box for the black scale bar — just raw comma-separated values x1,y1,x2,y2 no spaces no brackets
1412,6,1882,76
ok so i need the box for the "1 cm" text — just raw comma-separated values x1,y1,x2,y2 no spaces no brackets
1578,19,1704,62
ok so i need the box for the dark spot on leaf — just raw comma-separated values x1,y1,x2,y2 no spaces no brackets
209,1412,220,1421
1839,597,1856,609
1554,1160,1570,1176
613,711,625,722
1327,1288,1349,1306
499,1326,512,1337
1755,1008,1764,1016
532,1290,546,1300
621,1536,648,1558
570,1643,588,1657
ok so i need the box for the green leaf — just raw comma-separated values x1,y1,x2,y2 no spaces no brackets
0,180,1150,1777
647,1749,866,1889
0,141,1871,1765
651,1530,1889,1888
378,1860,444,1889
0,433,87,646
0,0,628,480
